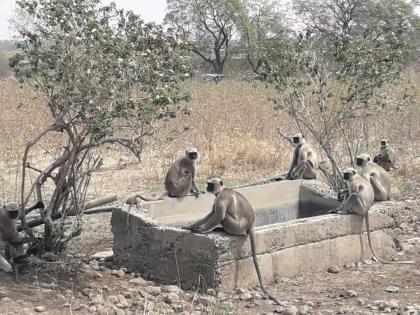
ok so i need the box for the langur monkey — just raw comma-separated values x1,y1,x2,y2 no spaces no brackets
130,148,201,202
0,201,44,272
342,168,414,264
0,202,21,272
187,178,282,305
286,133,318,180
373,139,397,172
356,154,391,201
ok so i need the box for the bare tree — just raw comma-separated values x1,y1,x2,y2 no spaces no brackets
165,0,241,74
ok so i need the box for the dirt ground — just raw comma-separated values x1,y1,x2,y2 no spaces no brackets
0,165,419,315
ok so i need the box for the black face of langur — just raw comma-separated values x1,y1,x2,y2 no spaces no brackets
206,178,223,194
343,168,356,181
380,139,388,147
293,136,300,144
186,149,198,160
5,203,20,220
356,154,370,167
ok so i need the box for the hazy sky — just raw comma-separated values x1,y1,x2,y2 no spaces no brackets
0,0,167,40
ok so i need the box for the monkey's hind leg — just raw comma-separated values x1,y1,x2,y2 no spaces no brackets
291,161,307,179
370,175,390,201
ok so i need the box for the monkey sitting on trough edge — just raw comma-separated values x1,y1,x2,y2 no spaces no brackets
341,168,413,264
286,133,319,180
127,148,201,204
373,139,397,172
185,178,282,305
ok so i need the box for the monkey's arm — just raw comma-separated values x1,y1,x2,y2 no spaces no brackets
190,169,200,196
286,147,299,179
185,209,214,229
191,203,226,234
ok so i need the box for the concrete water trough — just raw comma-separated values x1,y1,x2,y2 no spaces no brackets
111,180,399,292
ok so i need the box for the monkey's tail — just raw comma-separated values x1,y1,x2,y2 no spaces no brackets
365,215,414,265
249,228,282,305
136,191,168,202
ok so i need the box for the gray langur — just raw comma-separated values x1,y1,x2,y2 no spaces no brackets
131,148,201,202
286,133,318,180
0,202,21,272
356,154,391,201
187,178,282,305
373,139,397,172
342,168,413,264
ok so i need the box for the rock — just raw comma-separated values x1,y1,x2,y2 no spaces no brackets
34,306,46,313
282,305,299,315
88,306,97,313
91,294,104,305
91,250,113,260
387,299,399,309
253,292,264,300
57,294,66,301
129,277,148,286
207,288,216,296
111,269,119,276
240,293,253,301
91,270,103,279
385,286,400,293
42,252,56,261
198,295,217,306
363,259,373,265
1,297,13,303
358,298,367,306
122,292,132,299
162,285,182,294
146,286,162,296
112,306,125,315
306,301,315,308
163,292,180,305
235,288,246,294
344,263,356,269
71,303,83,311
117,269,125,278
327,266,340,274
106,295,119,305
298,305,310,314
82,288,93,298
345,290,358,298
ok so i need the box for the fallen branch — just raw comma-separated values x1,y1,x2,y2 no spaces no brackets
18,195,119,231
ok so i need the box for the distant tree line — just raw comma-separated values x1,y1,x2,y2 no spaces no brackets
165,0,420,75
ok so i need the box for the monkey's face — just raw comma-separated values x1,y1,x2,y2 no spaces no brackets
342,168,356,181
206,178,223,194
292,133,303,145
356,154,370,167
380,139,388,147
4,202,20,220
186,148,198,160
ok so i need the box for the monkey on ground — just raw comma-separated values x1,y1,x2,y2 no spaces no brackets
0,202,23,272
0,201,44,272
356,154,391,201
373,139,397,172
186,178,282,305
129,148,201,202
341,168,414,264
286,133,318,180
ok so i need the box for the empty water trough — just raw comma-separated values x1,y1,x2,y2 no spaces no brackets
111,180,399,292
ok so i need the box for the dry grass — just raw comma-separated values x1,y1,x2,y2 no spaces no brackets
0,76,419,202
